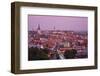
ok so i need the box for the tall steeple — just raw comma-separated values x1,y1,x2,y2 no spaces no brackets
37,24,41,34
54,26,55,31
37,24,40,30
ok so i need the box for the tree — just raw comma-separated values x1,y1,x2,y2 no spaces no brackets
28,47,49,60
64,49,77,59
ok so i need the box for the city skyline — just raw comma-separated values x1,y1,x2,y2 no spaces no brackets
28,15,88,32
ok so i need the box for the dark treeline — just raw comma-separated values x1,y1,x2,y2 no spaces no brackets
28,47,87,61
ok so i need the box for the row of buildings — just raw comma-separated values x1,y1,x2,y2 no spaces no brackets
28,25,88,59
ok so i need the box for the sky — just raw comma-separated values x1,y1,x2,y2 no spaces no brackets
28,15,88,31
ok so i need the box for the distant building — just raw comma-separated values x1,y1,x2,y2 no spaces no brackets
37,24,41,34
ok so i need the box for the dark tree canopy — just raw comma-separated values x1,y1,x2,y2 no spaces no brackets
28,47,49,60
64,49,77,59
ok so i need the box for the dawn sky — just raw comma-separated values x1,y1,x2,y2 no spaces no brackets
28,15,88,31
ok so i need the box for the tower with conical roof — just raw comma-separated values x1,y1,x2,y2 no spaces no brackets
37,24,40,30
53,26,56,32
37,24,41,34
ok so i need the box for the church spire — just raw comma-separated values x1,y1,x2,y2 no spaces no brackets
54,26,55,31
37,24,41,34
37,24,40,30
